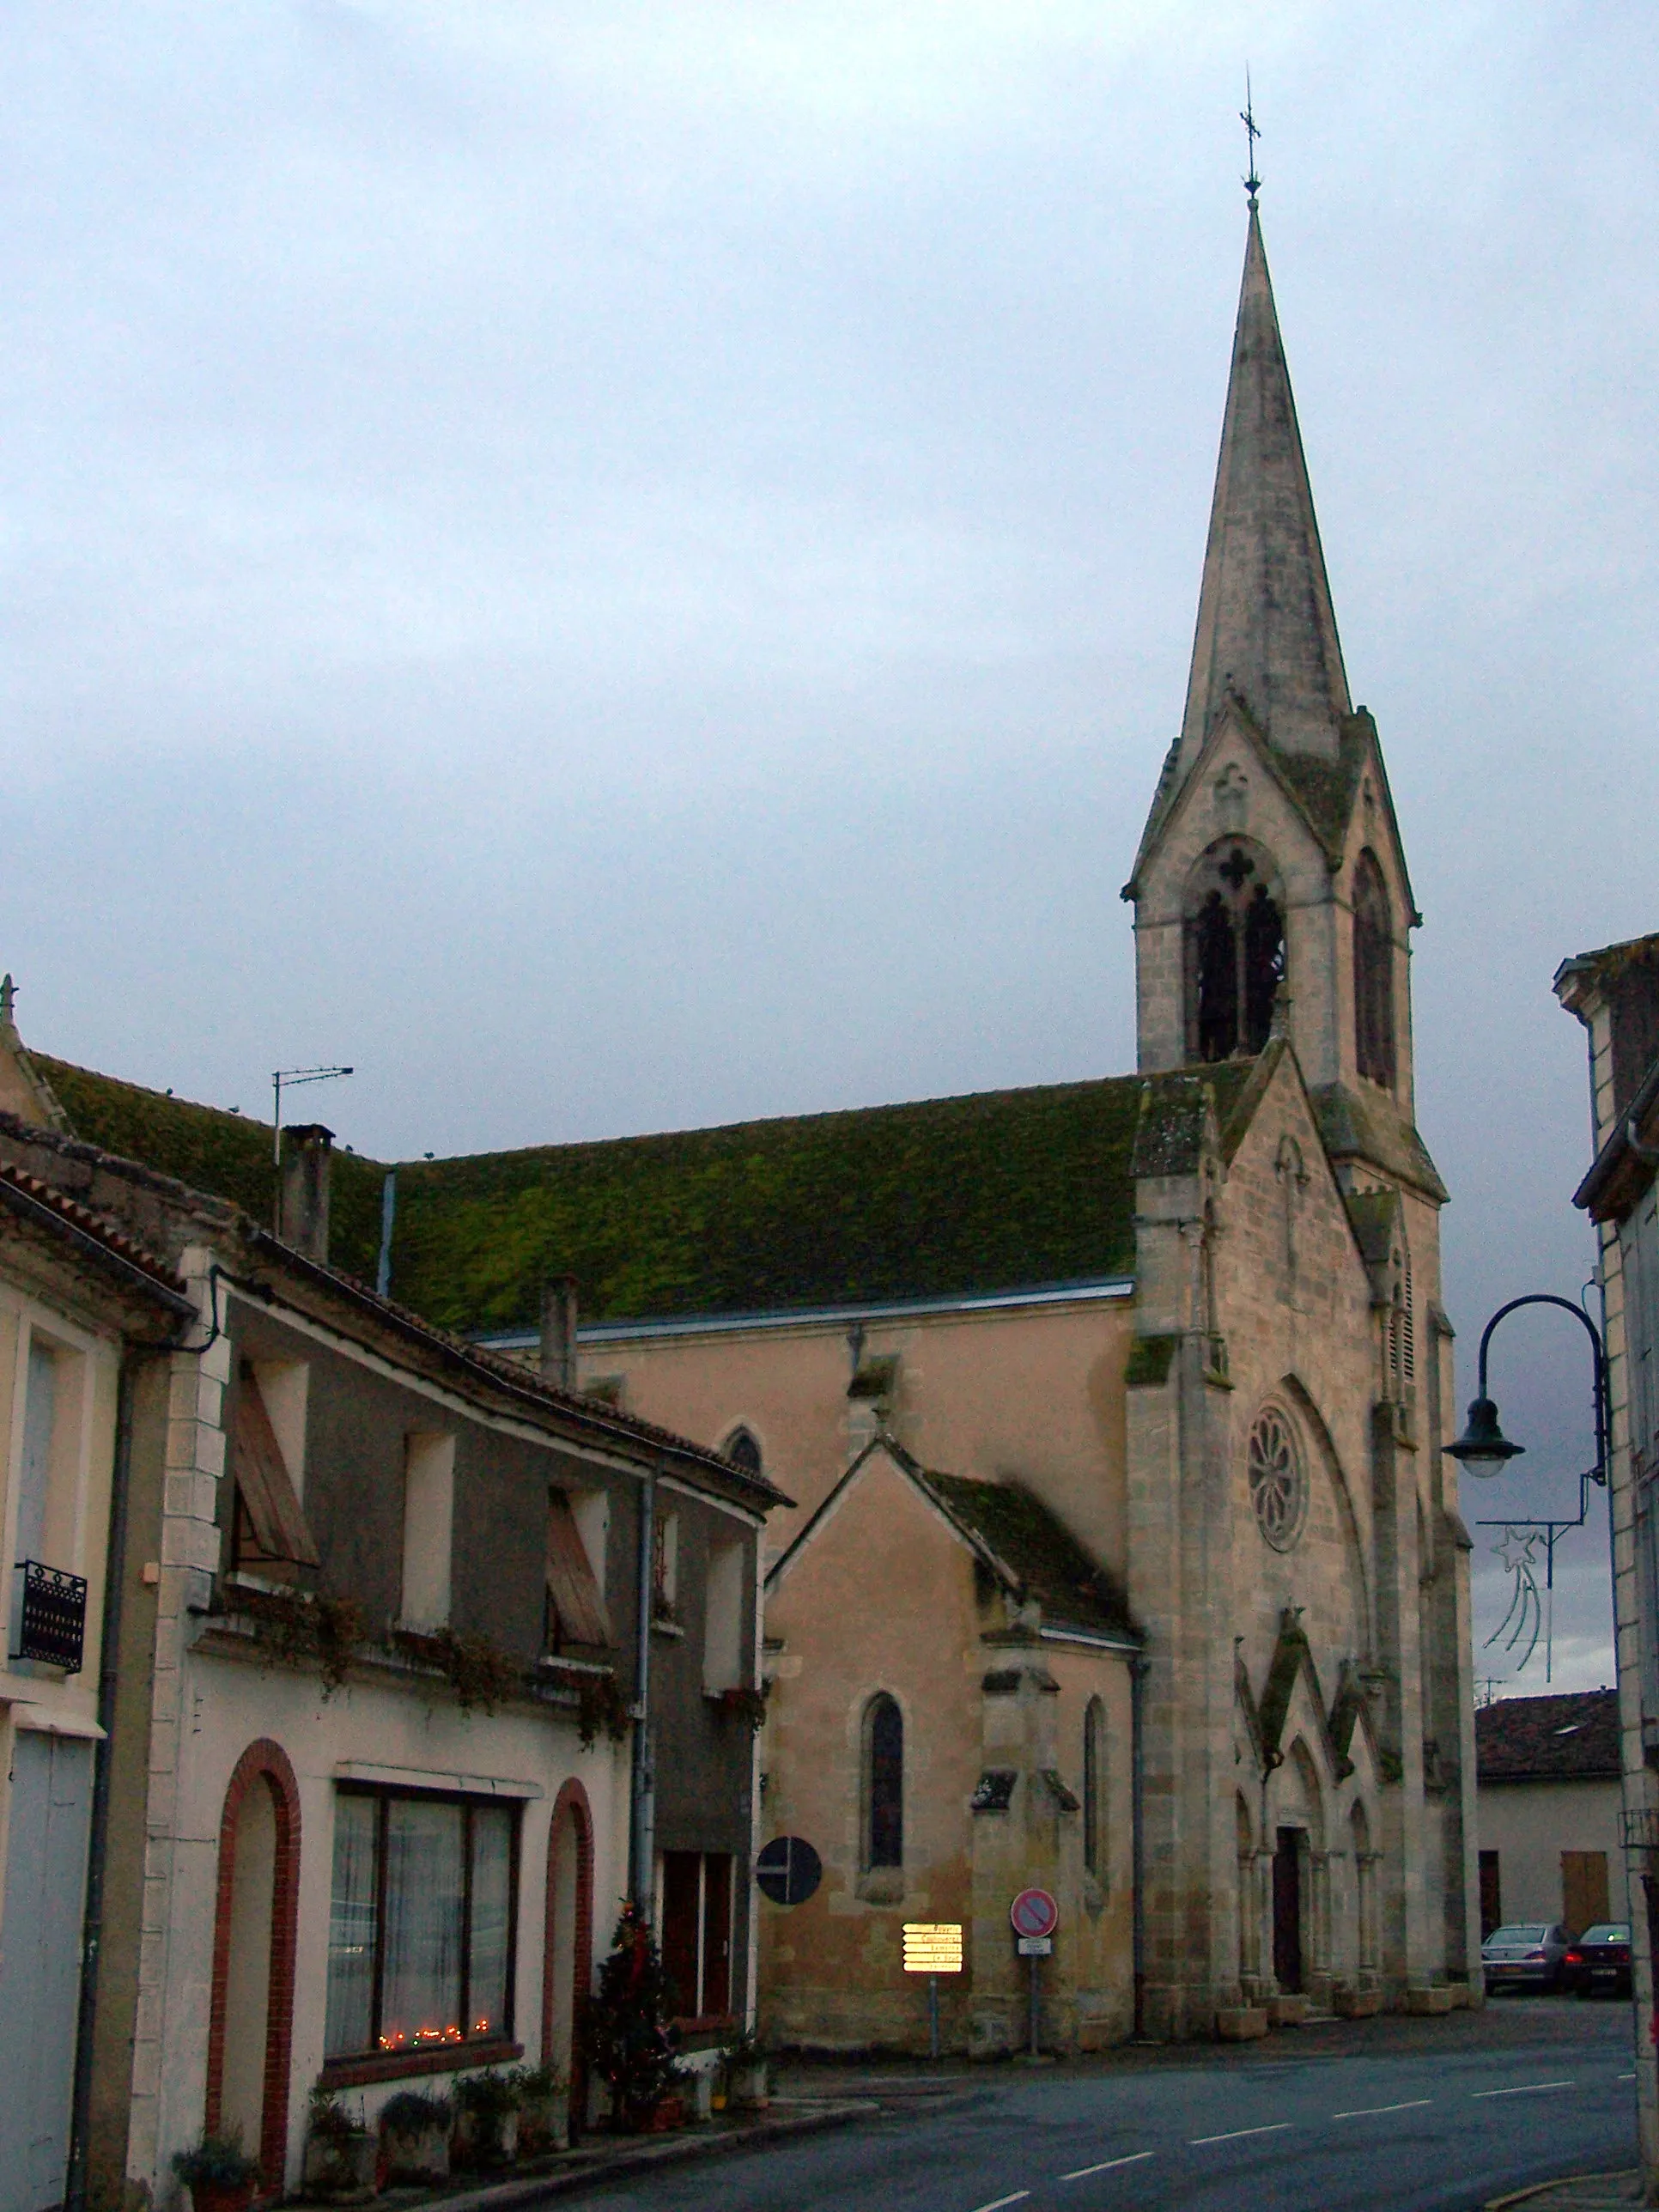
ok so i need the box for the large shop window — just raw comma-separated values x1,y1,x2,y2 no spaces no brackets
324,1789,517,2062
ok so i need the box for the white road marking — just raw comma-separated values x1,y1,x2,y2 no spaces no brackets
1188,2123,1293,2145
1470,2081,1573,2099
1060,2153,1155,2180
969,2197,1030,2212
1330,2099,1433,2119
1620,2073,1637,2081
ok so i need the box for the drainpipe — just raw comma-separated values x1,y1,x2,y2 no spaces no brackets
1131,1650,1150,2041
375,1170,398,1297
64,1348,144,2212
629,1465,658,1915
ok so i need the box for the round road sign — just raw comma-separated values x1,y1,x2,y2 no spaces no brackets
1009,1887,1059,1941
756,1835,823,1906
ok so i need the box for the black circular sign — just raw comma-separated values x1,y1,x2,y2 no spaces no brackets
755,1835,822,1906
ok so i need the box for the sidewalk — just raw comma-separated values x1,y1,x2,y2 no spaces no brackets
1486,2177,1644,2210
362,2096,879,2212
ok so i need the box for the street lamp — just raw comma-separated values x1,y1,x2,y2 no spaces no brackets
1443,1292,1610,1682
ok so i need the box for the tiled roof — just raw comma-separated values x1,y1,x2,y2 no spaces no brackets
0,1158,191,1311
1475,1689,1620,1784
40,1053,1249,1336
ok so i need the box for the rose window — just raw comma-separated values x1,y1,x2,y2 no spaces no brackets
1248,1407,1307,1551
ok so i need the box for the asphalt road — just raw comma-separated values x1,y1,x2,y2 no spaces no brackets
573,2002,1637,2212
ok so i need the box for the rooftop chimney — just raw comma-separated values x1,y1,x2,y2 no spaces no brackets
279,1124,334,1263
540,1275,579,1393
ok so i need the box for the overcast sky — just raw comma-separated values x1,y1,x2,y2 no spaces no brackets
6,3,1653,1691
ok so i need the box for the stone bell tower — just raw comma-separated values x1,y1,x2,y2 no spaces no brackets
1123,199,1425,1146
1118,193,1478,2035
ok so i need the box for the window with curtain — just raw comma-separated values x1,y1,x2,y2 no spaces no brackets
323,1787,517,2061
865,1694,903,1869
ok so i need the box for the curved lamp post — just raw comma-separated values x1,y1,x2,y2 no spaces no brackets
1443,1292,1610,1682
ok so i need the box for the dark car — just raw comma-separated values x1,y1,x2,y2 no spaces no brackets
1565,1923,1632,1997
1481,1922,1571,1991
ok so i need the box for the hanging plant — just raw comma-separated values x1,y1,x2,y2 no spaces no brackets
717,1685,769,1734
575,1670,632,1750
428,1626,523,1714
241,1588,364,1698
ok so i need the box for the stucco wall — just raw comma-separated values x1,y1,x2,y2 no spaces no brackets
1477,1778,1626,1929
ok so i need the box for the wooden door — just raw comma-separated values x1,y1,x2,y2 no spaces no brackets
1562,1850,1610,1937
701,1855,732,2019
1479,1850,1503,1939
0,1732,94,2212
1272,1827,1303,1993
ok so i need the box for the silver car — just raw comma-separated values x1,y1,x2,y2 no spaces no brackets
1481,1921,1571,1992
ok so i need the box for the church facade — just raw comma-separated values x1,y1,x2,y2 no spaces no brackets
466,199,1482,2045
21,200,1481,2051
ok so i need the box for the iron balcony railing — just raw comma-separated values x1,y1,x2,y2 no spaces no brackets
10,1559,88,1673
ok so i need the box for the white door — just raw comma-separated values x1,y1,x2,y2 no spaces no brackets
0,1731,94,2212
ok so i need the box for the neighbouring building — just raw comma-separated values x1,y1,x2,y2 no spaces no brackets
19,194,1480,2056
0,1028,782,2204
1557,933,1659,2193
1475,1689,1626,1938
0,1026,196,2212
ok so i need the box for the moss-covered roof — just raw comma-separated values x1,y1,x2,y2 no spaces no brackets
37,1057,390,1284
37,1053,1255,1335
922,1468,1135,1638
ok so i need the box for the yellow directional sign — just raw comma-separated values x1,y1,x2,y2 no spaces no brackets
902,1923,963,1973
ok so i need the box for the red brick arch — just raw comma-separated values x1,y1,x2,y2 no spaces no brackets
204,1739,301,2185
544,1778,595,2122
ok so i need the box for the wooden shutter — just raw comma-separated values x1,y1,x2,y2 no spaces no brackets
1561,1849,1610,1937
232,1376,320,1569
545,1491,610,1647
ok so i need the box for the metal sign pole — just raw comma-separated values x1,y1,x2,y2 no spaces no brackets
1029,1950,1041,2059
928,1972,940,2059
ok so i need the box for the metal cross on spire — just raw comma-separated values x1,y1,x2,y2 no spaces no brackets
1240,72,1262,203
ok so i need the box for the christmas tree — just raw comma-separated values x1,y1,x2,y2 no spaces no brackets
582,1901,684,2130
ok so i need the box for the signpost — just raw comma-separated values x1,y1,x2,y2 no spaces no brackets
1009,1888,1059,2059
903,1923,963,2057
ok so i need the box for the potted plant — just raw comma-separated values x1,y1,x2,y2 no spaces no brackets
453,2068,521,2168
581,1901,685,2132
379,2090,453,2183
302,2086,377,2201
508,2062,570,2154
171,2134,262,2212
721,2028,769,2111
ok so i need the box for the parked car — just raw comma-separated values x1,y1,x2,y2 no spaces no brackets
1564,1923,1632,1998
1481,1922,1571,1993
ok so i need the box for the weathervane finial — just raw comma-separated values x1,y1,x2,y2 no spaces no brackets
1240,71,1261,204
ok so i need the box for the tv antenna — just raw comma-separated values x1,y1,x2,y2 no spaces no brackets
272,1064,354,1165
1241,72,1262,204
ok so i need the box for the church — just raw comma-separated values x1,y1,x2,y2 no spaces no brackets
25,195,1480,2051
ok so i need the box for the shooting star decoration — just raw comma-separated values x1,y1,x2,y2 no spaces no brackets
1486,1527,1544,1677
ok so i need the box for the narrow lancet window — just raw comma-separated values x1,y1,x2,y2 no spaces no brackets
1352,851,1395,1088
865,1693,903,1869
1184,841,1285,1061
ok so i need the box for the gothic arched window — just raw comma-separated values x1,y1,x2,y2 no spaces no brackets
1352,850,1395,1089
864,1693,903,1869
722,1425,763,1476
1083,1696,1106,1880
1184,841,1285,1063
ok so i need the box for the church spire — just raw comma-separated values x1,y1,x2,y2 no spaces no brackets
1179,204,1351,763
